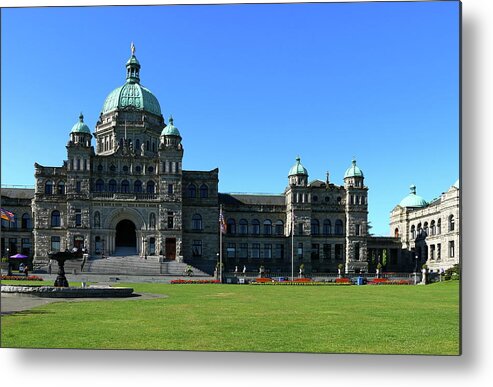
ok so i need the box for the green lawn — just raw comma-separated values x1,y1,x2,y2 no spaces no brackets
1,281,460,355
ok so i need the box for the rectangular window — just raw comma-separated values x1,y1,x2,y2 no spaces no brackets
298,223,304,235
311,243,320,260
239,243,248,258
9,238,18,255
437,243,441,261
449,240,455,258
251,243,260,259
391,249,398,265
227,243,236,258
168,212,174,229
192,240,202,257
323,244,331,260
335,244,343,261
297,242,303,259
168,184,173,194
355,224,360,236
274,244,284,259
430,245,435,260
75,181,81,193
75,209,82,227
354,243,360,261
51,236,61,252
264,244,272,259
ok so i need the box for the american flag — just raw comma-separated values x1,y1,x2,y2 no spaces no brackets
1,208,14,222
219,207,227,234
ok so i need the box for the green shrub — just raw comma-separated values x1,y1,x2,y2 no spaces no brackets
444,264,460,281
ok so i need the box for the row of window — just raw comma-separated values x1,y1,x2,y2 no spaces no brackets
222,218,345,236
221,242,345,260
1,213,32,230
409,215,455,239
95,163,156,174
94,179,156,194
186,184,209,199
429,240,455,260
1,237,32,257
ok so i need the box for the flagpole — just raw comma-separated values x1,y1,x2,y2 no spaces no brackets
291,207,294,281
219,205,223,284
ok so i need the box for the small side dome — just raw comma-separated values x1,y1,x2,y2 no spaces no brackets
288,156,308,176
161,115,181,136
71,113,91,134
399,185,428,208
344,159,364,178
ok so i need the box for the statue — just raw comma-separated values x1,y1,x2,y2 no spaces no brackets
131,41,135,55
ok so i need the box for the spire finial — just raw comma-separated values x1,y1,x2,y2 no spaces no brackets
169,114,174,125
131,41,135,56
79,112,84,122
410,184,416,195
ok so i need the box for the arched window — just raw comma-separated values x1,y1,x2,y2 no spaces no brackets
94,211,100,228
45,180,53,194
200,184,208,198
188,184,197,198
275,220,284,236
95,179,104,192
57,181,65,194
323,219,332,235
394,228,399,238
239,219,248,235
135,139,140,151
251,219,260,235
149,213,156,229
335,219,344,235
121,180,130,193
108,179,117,192
51,210,61,227
437,218,442,234
21,213,31,229
448,215,455,231
430,220,436,236
311,219,320,235
411,225,416,239
134,180,143,193
192,214,203,231
423,222,429,236
417,223,422,235
263,219,272,235
227,218,236,235
146,181,155,193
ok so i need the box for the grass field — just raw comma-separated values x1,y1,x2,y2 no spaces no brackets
0,281,460,355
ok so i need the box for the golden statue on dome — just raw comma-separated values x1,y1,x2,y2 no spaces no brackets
131,41,135,55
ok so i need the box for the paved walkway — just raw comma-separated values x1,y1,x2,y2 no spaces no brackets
1,292,166,316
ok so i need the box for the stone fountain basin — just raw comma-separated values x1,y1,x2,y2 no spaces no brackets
1,284,134,298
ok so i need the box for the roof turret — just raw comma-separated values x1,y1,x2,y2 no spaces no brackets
288,156,308,176
344,159,364,178
70,113,91,134
161,115,181,137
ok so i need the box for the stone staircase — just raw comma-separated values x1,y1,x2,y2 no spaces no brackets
60,254,211,277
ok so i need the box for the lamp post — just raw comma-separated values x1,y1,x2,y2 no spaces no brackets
143,237,147,260
414,254,419,285
101,238,105,258
6,248,12,276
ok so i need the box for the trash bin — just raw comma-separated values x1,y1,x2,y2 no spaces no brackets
356,276,364,285
238,278,245,284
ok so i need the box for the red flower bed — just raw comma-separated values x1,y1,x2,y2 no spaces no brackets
253,277,272,283
170,279,220,284
369,278,389,284
0,275,43,281
335,278,351,283
293,278,312,282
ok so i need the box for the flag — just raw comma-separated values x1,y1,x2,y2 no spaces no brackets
219,207,227,234
1,208,14,222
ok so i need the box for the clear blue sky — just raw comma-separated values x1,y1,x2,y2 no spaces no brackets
1,1,459,236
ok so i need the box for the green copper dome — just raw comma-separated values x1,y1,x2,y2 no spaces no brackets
399,185,428,208
344,159,364,178
161,115,181,136
288,157,308,176
71,113,91,134
101,44,162,117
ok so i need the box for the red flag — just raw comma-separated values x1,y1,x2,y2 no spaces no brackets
1,208,14,222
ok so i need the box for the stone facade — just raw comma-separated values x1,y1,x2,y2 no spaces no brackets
390,181,460,272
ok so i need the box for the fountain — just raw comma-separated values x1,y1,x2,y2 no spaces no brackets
49,249,82,287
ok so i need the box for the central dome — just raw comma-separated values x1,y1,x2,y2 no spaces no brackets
101,44,162,117
102,83,162,116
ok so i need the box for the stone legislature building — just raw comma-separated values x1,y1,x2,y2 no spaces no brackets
1,46,460,275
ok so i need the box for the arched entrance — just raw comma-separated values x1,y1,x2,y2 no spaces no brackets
115,219,137,254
